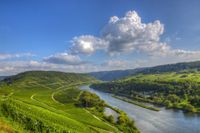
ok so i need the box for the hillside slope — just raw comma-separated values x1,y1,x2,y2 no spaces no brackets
0,71,120,133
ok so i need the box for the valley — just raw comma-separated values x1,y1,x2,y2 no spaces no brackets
1,62,200,133
1,1,200,132
0,71,138,133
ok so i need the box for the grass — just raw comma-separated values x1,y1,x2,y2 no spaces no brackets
0,119,14,133
54,87,81,103
0,71,118,133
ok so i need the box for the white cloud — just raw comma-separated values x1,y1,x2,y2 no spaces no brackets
0,60,98,76
102,11,165,55
1,10,200,75
102,60,131,69
172,49,200,60
71,35,108,55
69,10,200,61
0,53,34,60
70,11,166,56
43,53,84,65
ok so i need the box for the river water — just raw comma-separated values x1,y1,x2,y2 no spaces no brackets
80,85,200,133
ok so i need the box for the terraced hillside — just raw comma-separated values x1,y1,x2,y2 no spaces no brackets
0,71,120,133
92,71,200,113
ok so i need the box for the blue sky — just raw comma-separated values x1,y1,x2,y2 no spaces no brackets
0,0,200,75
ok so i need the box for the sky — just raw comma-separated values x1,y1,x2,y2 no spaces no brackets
0,0,200,75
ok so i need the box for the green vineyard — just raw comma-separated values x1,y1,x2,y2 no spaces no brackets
0,71,119,133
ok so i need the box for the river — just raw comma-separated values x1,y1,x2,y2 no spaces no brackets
80,85,200,133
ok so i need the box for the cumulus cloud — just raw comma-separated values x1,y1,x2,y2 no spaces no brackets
70,11,166,56
0,53,34,60
43,53,84,65
102,11,165,55
69,10,200,61
71,35,108,55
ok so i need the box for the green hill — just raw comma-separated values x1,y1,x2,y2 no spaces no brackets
136,60,200,74
0,71,121,133
91,71,200,113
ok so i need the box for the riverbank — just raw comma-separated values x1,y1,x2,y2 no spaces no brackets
83,85,200,133
79,86,140,133
112,95,160,111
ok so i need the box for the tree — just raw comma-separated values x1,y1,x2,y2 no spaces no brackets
105,115,114,124
117,114,128,125
78,91,105,108
182,104,196,112
167,94,180,103
164,100,172,108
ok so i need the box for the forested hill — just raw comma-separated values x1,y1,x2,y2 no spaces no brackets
89,68,144,81
91,71,200,113
89,60,200,81
138,60,200,74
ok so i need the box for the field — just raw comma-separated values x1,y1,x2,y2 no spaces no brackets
0,71,119,133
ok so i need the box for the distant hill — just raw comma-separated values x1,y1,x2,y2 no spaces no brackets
137,60,200,74
89,68,145,81
0,76,7,81
89,60,200,81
